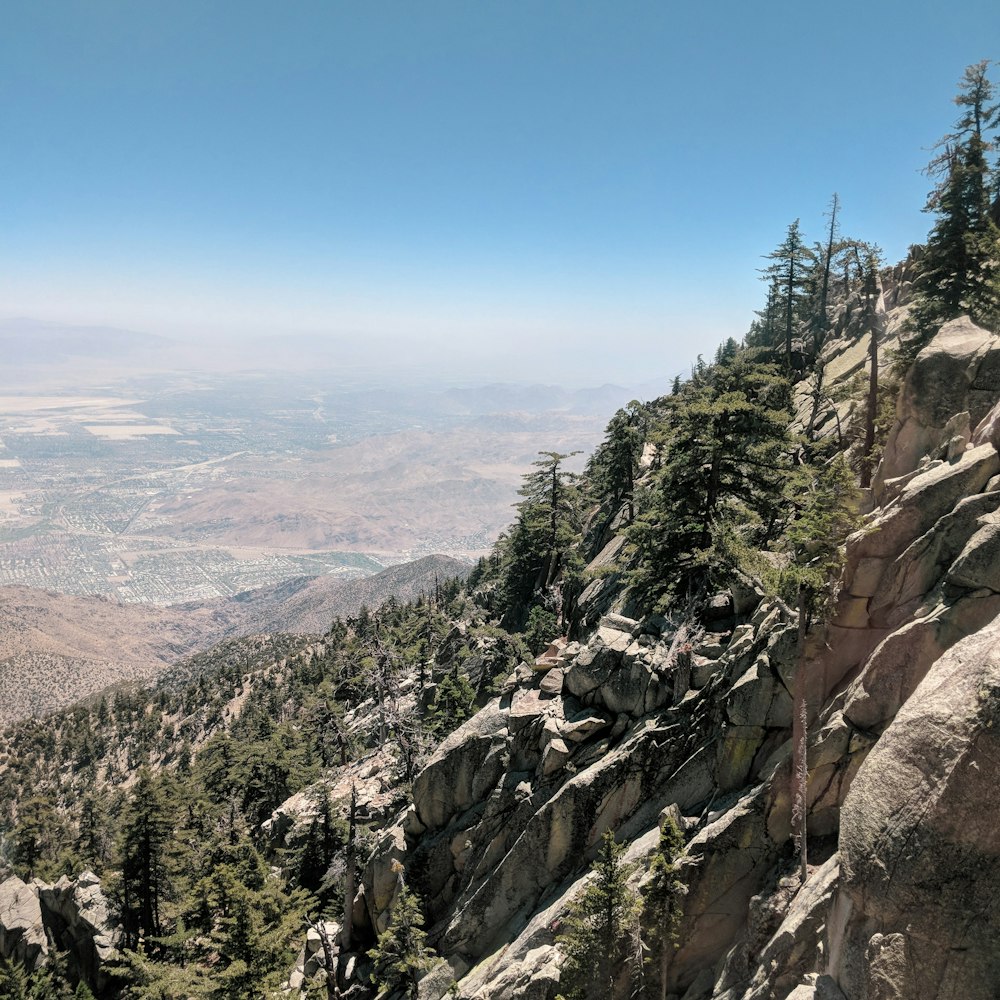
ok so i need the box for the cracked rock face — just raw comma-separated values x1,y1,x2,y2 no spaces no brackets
0,877,47,971
877,317,1000,491
1,872,121,991
837,616,1000,1000
36,871,121,991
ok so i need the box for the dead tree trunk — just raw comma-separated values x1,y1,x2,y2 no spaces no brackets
792,588,810,883
341,782,357,954
310,917,341,1000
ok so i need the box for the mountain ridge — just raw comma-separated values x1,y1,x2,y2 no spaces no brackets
0,553,469,726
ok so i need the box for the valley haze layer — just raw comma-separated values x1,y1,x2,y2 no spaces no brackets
0,320,657,606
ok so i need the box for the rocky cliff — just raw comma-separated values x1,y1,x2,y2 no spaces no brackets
351,301,1000,999
0,872,120,992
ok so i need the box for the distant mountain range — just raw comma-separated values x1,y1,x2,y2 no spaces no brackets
0,318,173,365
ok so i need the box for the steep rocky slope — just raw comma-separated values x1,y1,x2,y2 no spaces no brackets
347,300,1000,999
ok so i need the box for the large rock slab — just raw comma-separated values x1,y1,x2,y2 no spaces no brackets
672,789,779,993
835,444,999,651
837,614,1000,999
0,876,46,971
877,317,1000,490
740,856,842,1000
412,699,509,831
36,871,121,991
844,591,1000,733
947,520,1000,592
867,490,1000,624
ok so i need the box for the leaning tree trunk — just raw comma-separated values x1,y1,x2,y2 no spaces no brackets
860,265,881,489
341,784,357,954
792,587,810,882
310,917,341,1000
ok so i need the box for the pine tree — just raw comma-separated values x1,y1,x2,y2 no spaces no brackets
369,862,434,998
522,604,559,656
781,455,861,880
0,957,31,1000
642,816,686,1000
555,831,640,1000
914,59,1000,335
809,193,841,358
761,220,814,368
110,947,211,998
11,796,62,879
118,768,173,949
296,792,347,895
747,277,782,353
496,450,582,627
629,348,792,606
586,401,647,535
76,790,113,871
425,668,476,739
204,838,314,999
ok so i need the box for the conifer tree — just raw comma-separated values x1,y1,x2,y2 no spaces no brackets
523,604,559,656
642,816,686,1000
781,455,861,880
555,831,640,1000
118,768,173,949
369,862,434,998
11,796,62,879
0,957,31,1000
76,790,113,871
761,220,814,368
297,792,346,894
810,193,841,358
629,348,792,606
497,450,582,627
914,59,1000,335
520,450,583,591
747,278,782,353
425,668,476,739
587,400,647,535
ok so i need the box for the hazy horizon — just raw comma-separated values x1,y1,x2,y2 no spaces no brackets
4,2,999,388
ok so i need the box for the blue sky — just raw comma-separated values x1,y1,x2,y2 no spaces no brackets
2,1,998,383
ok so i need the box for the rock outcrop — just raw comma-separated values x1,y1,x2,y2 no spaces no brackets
835,617,1000,999
37,872,121,992
0,876,47,971
876,316,1000,493
0,871,120,991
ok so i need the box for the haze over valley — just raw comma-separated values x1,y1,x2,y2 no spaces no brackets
0,343,652,606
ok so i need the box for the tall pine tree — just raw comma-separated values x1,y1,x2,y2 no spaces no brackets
555,831,640,1000
629,347,792,606
118,768,173,950
914,59,1000,334
761,220,814,369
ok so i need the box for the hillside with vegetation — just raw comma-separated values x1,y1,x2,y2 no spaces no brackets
0,554,469,727
2,60,1000,1000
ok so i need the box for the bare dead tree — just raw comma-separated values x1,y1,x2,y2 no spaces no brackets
308,915,341,1000
340,782,357,954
